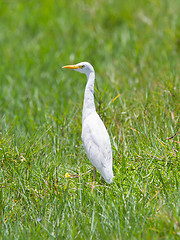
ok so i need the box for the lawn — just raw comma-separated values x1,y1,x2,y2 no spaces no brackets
0,0,180,239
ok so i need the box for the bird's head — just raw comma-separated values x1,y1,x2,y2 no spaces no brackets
62,62,94,76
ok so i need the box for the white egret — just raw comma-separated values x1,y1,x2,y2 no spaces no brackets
62,62,113,184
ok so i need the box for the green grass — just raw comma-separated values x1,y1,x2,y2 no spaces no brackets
0,0,180,239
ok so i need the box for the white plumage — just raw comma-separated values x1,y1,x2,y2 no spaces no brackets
62,62,113,183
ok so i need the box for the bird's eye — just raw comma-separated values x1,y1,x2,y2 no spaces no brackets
80,65,85,68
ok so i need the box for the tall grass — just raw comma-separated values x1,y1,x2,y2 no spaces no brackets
0,0,180,239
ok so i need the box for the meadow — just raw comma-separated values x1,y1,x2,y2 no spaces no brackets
0,0,180,239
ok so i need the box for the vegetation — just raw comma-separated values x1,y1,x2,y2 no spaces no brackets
0,0,180,239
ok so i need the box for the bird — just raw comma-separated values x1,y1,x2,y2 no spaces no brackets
62,62,113,184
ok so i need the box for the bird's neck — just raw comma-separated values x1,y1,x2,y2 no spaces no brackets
82,72,96,122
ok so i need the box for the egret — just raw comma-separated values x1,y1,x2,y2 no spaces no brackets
62,62,113,184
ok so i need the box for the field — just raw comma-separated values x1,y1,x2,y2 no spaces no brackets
0,0,180,239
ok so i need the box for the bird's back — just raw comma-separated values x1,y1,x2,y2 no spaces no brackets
81,112,113,183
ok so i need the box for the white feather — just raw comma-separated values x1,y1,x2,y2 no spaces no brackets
82,112,113,183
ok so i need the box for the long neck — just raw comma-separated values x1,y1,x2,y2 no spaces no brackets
82,71,96,122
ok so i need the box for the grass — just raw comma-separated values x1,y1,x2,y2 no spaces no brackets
0,0,180,239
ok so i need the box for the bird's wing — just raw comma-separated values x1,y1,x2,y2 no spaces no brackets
81,112,112,170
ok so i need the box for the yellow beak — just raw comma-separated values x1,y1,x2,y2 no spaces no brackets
62,64,80,69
